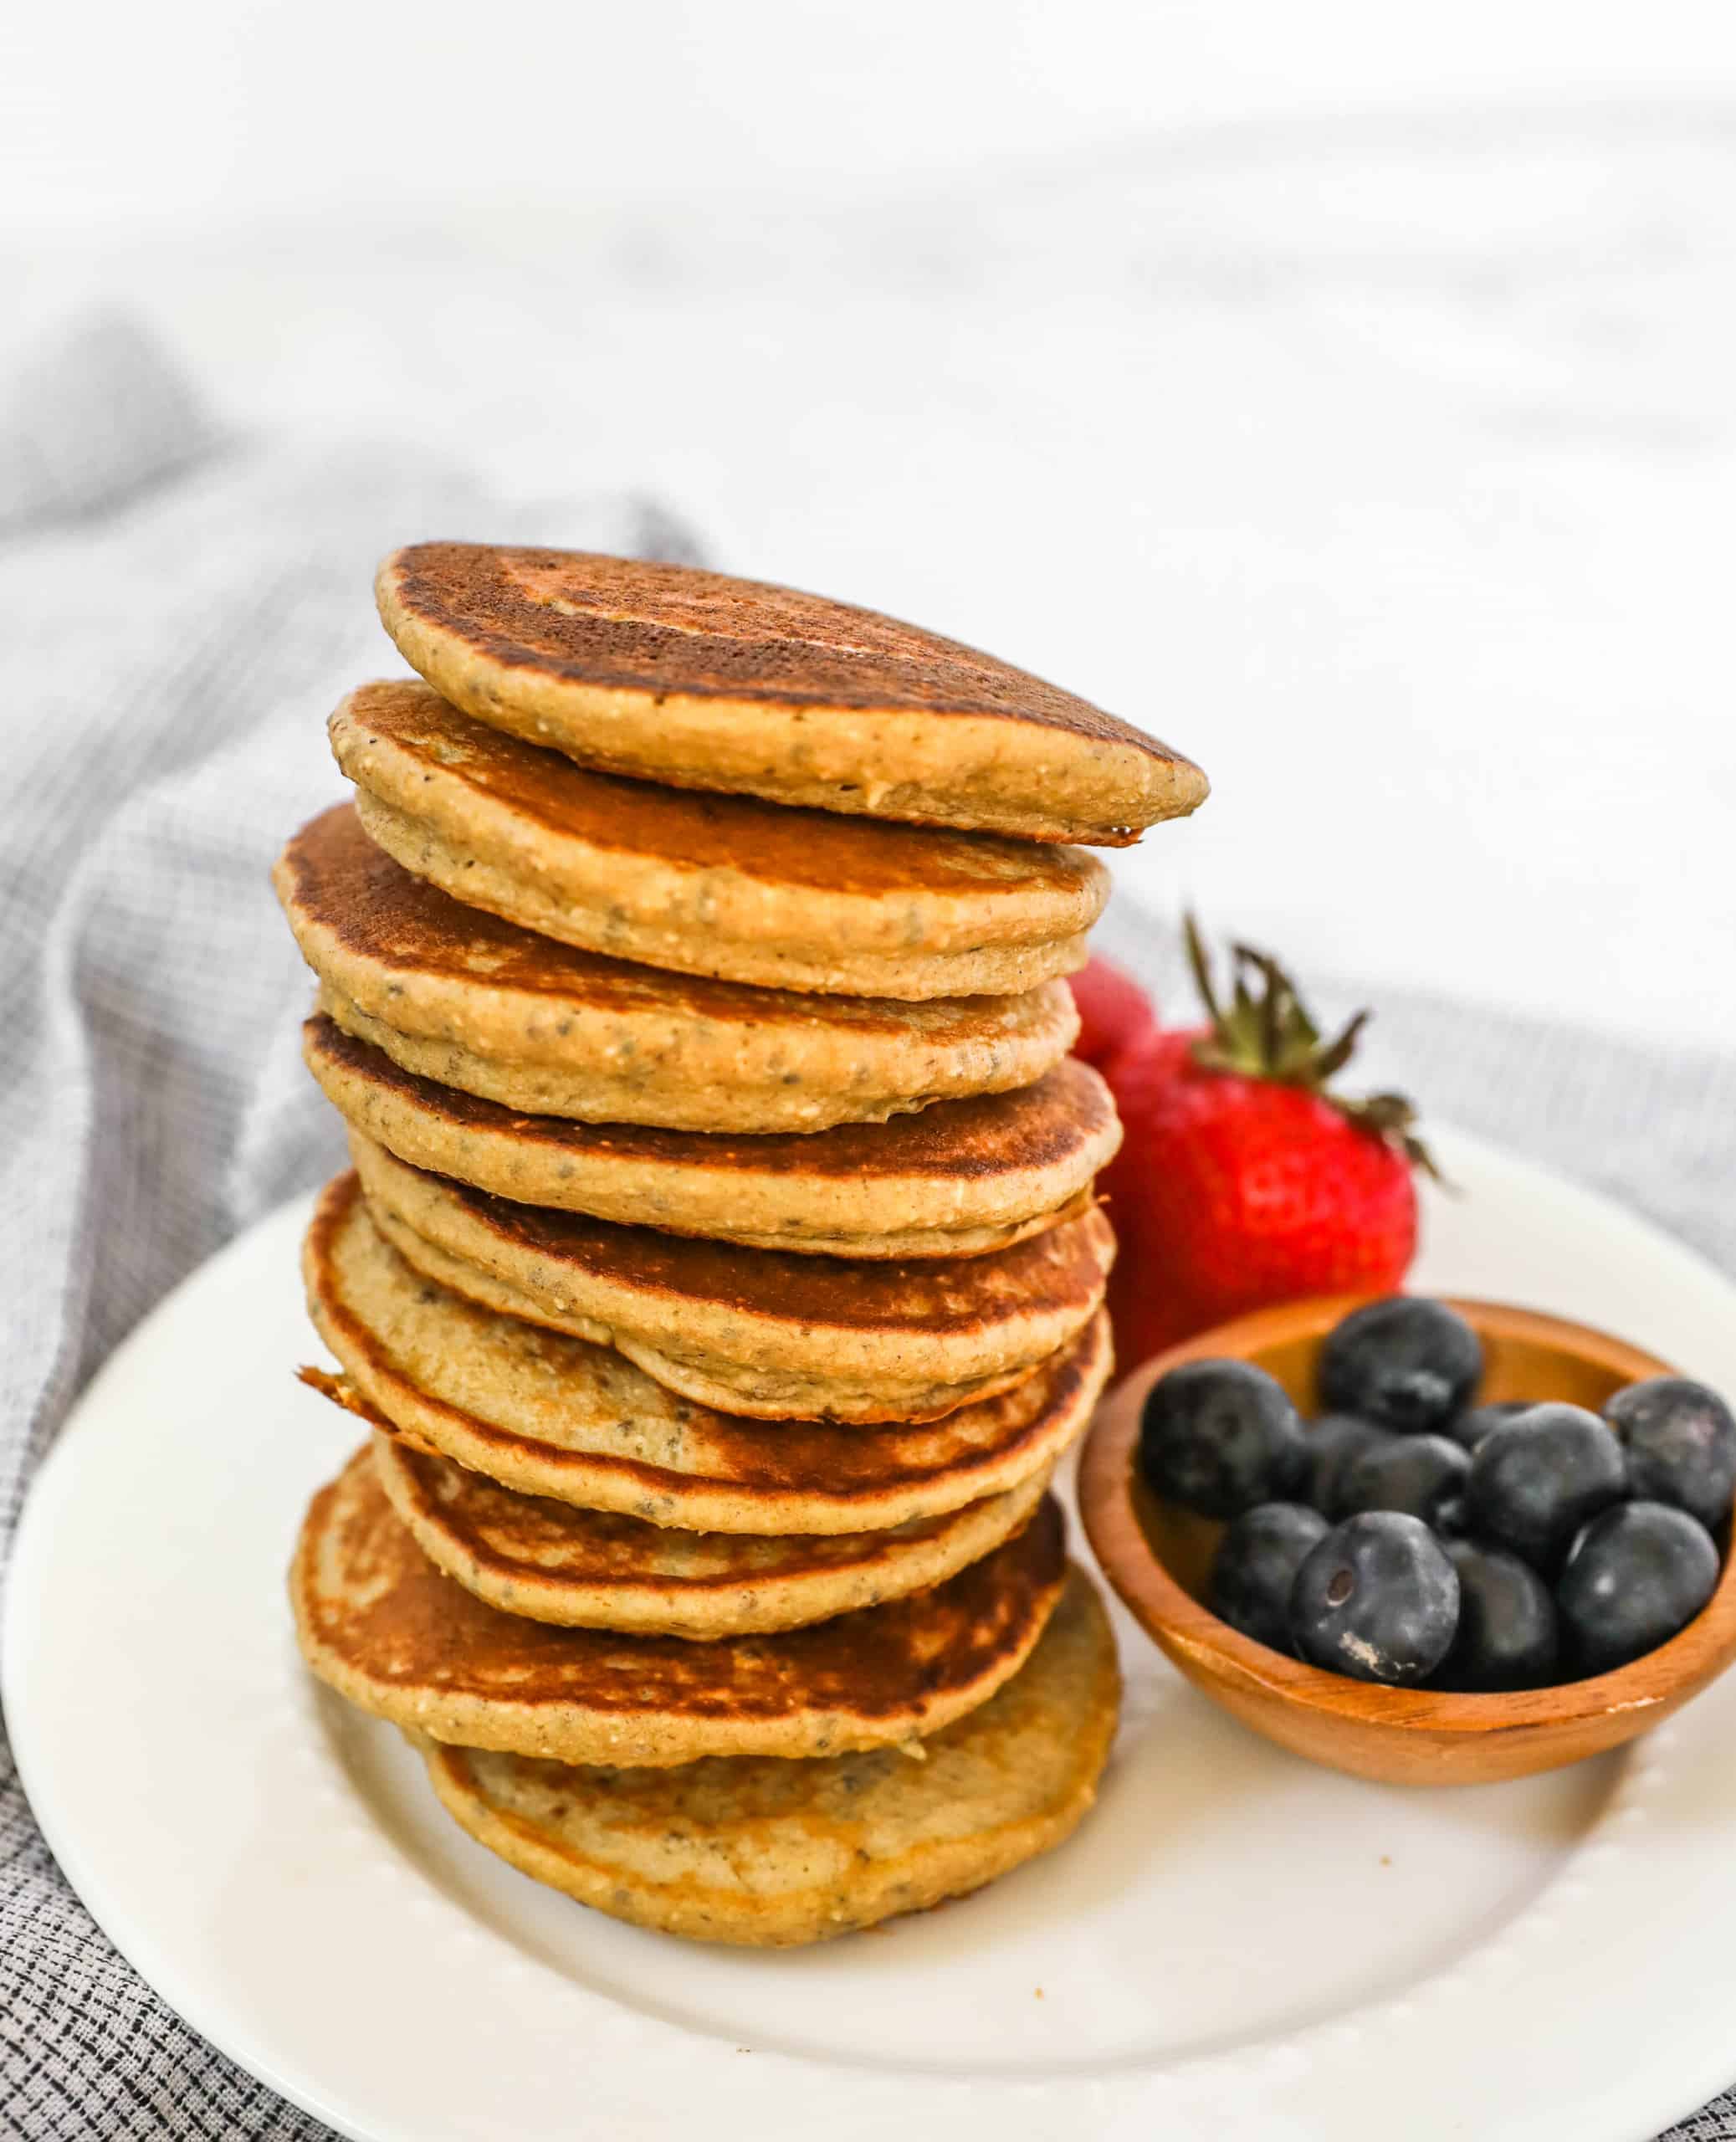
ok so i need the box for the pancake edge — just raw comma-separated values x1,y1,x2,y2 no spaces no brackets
289,1471,1070,1766
350,1133,1115,1422
302,1017,1121,1254
332,684,1108,998
416,1566,1121,1946
378,551,1208,844
369,1429,1052,1637
303,1174,1114,1530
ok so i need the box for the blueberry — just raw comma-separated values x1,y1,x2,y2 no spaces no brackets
1445,1401,1529,1455
1319,1298,1483,1434
1434,1541,1559,1691
1557,1502,1720,1676
1336,1432,1471,1532
1138,1360,1308,1519
1207,1503,1331,1653
1288,1513,1461,1684
1603,1377,1736,1532
1464,1403,1626,1573
1304,1413,1394,1516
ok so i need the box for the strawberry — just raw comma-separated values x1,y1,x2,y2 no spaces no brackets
1101,920,1432,1370
1067,956,1158,1074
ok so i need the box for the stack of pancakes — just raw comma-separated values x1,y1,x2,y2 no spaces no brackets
279,544,1206,1947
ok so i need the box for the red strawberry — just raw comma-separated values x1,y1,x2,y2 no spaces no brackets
1101,921,1431,1370
1067,956,1158,1074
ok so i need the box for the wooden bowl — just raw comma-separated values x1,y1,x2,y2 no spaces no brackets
1079,1294,1736,1786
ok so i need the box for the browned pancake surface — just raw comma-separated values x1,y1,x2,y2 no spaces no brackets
306,1015,1113,1186
305,1171,1113,1532
384,544,1180,754
377,1436,996,1588
417,1567,1119,1946
364,1143,1114,1340
339,679,1099,900
294,1448,1066,1753
369,1430,1047,1634
278,806,1066,1051
279,806,895,1031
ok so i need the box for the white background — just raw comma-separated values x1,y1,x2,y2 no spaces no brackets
7,2,1736,1050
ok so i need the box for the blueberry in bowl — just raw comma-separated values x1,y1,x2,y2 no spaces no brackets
1319,1297,1482,1435
1434,1541,1559,1693
1136,1359,1308,1519
1603,1378,1736,1532
1558,1502,1722,1677
1444,1400,1528,1455
1463,1404,1626,1573
1289,1513,1460,1685
1304,1412,1393,1516
1334,1432,1469,1532
1080,1291,1736,1786
1207,1503,1329,1654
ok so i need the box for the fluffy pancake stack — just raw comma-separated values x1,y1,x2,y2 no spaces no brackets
279,543,1207,1947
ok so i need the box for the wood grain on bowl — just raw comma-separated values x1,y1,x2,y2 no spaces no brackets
1079,1294,1736,1786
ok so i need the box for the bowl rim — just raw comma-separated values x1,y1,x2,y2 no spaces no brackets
1079,1291,1736,1740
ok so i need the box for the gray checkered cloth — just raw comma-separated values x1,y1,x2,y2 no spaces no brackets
2,314,1733,2140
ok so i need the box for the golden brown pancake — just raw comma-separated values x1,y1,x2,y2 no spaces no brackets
274,807,1078,1134
331,679,1106,997
419,1565,1119,1946
376,544,1208,843
303,1172,1113,1533
369,1430,1050,1637
291,1446,1068,1764
349,1135,1117,1423
303,1016,1119,1258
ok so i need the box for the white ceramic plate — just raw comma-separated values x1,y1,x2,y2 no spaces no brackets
10,1126,1736,2142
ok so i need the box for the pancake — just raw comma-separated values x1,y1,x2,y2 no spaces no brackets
274,807,1077,1134
419,1564,1119,1947
304,1017,1120,1259
376,544,1207,844
370,1431,1050,1637
304,1175,1111,1533
291,1445,1068,1764
305,1173,1111,1531
349,1136,1117,1424
331,680,1107,999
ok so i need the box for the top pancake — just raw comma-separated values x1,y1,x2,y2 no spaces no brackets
376,544,1208,844
274,806,1078,1135
292,1444,1068,1765
331,680,1106,998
